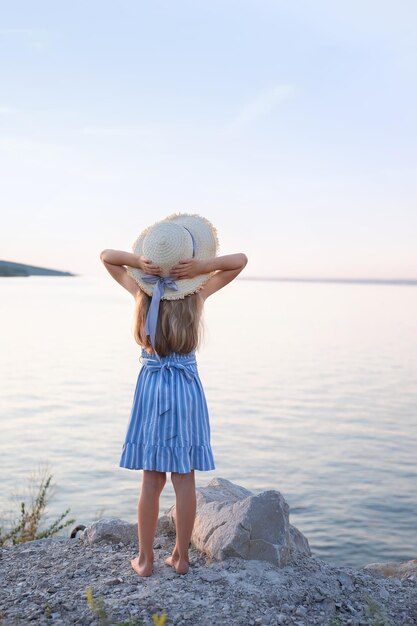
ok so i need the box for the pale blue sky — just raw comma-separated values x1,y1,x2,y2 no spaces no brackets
1,1,416,277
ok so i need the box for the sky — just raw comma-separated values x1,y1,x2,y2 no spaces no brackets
1,0,416,278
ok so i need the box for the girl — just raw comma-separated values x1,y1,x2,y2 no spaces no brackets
100,213,247,577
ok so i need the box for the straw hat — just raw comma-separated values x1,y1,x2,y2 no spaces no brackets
126,213,219,300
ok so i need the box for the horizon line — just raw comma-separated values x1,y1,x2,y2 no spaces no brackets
239,276,417,286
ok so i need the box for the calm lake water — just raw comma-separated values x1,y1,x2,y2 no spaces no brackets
1,275,416,568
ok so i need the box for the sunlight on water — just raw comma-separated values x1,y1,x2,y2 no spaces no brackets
1,275,416,567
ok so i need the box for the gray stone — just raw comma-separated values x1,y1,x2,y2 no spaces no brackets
156,513,173,535
165,476,311,566
199,570,224,583
80,518,137,546
363,558,417,579
295,605,307,616
337,572,354,591
289,523,311,557
103,577,124,586
378,585,390,600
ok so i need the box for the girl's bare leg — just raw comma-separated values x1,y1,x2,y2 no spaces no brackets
165,470,196,575
131,469,166,577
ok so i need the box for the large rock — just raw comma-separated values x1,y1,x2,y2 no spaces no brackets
289,523,311,557
81,518,138,546
165,476,311,566
363,558,417,579
80,515,171,546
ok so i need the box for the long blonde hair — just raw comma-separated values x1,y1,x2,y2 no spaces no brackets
133,289,204,356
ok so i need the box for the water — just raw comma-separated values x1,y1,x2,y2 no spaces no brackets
1,275,416,568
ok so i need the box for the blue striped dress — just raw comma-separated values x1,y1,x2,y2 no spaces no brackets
119,348,216,474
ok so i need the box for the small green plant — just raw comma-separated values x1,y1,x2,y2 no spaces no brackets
85,586,167,625
86,587,109,625
0,465,75,546
363,592,391,626
43,601,52,618
328,615,343,626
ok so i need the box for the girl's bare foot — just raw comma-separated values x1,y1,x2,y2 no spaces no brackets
174,557,189,575
164,554,177,568
164,551,189,575
131,555,154,577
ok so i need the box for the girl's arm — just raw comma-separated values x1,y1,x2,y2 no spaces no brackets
170,253,248,300
100,249,161,297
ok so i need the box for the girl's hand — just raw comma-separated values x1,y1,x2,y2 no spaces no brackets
138,255,161,276
170,258,207,279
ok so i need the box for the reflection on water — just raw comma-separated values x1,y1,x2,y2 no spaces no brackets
1,275,416,567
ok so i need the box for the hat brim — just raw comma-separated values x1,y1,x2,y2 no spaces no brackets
126,213,219,300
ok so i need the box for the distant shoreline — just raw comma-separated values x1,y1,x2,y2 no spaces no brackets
0,260,75,277
239,276,417,286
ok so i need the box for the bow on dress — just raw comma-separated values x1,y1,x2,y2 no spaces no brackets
141,356,197,417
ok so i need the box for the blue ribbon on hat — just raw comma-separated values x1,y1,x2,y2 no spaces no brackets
141,226,197,354
141,275,178,352
182,226,196,256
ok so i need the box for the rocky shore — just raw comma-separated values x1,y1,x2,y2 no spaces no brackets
1,477,416,626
